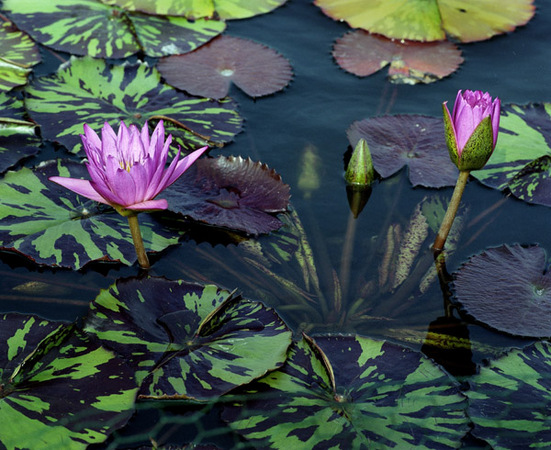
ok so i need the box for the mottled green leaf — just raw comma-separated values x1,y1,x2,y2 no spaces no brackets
0,20,41,91
214,0,289,21
0,313,138,449
467,341,551,449
0,93,41,173
0,160,181,269
84,277,292,401
24,56,242,154
3,0,225,58
223,334,468,449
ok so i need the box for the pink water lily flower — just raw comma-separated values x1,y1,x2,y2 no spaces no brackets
50,121,208,212
443,89,500,171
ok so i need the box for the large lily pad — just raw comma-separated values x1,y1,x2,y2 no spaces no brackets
24,56,242,154
347,115,459,187
333,31,463,84
2,0,226,58
164,155,290,235
0,20,41,91
314,0,535,42
0,160,181,269
222,334,468,449
453,244,551,337
0,93,41,174
158,35,293,99
84,277,292,401
0,313,138,448
466,341,551,448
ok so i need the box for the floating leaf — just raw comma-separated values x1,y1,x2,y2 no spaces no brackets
0,313,138,448
507,155,551,207
0,160,181,269
223,334,468,449
215,0,289,20
24,56,242,154
163,155,291,235
347,115,459,187
0,20,41,91
314,0,535,42
333,31,463,84
0,93,41,173
453,244,551,337
159,35,293,99
466,341,551,448
84,277,292,401
3,0,225,58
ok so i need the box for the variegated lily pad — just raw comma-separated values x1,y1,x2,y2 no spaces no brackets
158,35,293,99
0,93,41,173
0,313,138,448
347,115,459,187
222,334,468,449
24,56,242,154
333,31,463,84
84,277,292,401
164,155,291,235
3,0,226,58
0,20,41,91
0,160,181,269
466,341,551,448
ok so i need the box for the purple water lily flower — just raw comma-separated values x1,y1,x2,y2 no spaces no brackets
50,121,208,212
443,89,500,171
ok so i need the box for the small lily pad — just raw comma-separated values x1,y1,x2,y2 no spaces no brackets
466,341,551,448
163,155,291,235
0,313,138,448
84,277,292,401
223,334,468,449
347,115,459,187
453,244,551,337
158,35,293,99
333,31,463,84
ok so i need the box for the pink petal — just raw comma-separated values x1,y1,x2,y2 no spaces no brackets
125,198,168,210
492,98,501,147
49,176,108,204
162,146,209,188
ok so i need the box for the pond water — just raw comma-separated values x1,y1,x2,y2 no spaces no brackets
1,0,551,448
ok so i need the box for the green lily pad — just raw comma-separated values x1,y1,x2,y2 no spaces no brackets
84,277,292,401
0,313,138,448
0,160,181,269
3,0,225,58
314,0,535,42
466,341,551,448
0,20,41,91
24,56,242,155
222,334,468,449
0,93,41,174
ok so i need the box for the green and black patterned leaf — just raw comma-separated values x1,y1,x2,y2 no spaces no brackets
223,334,469,449
0,160,180,269
84,277,292,401
24,57,242,155
0,313,138,449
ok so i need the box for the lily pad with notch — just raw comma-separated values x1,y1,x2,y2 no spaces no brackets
24,56,242,154
84,277,292,401
347,115,459,188
0,313,138,448
0,160,181,269
222,334,468,449
453,244,551,337
163,155,291,235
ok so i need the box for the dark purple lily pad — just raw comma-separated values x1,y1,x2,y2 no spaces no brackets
158,35,293,99
333,31,463,84
453,244,551,337
347,115,459,188
164,155,291,235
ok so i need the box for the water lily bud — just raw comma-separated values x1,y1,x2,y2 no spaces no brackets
443,90,500,171
345,138,375,186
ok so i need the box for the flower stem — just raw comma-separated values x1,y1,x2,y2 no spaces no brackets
127,213,150,269
433,170,470,251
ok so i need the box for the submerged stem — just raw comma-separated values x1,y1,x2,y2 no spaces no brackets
127,213,150,269
433,170,470,251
